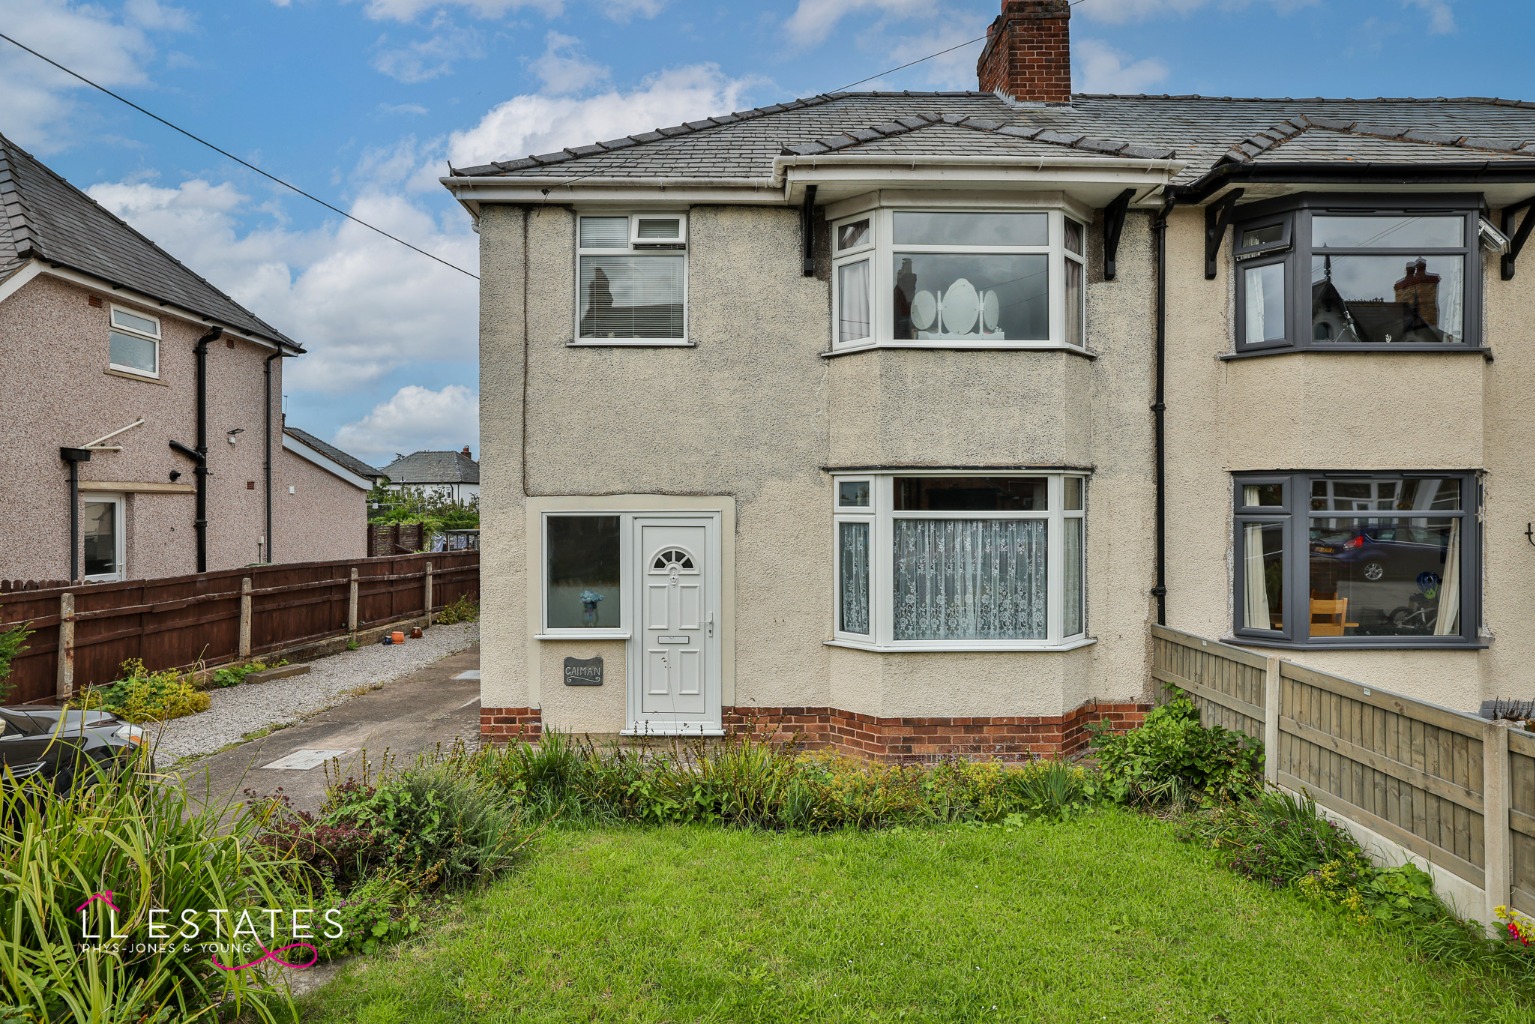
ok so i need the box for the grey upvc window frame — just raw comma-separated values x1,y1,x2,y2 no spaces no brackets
1232,193,1483,354
1231,471,1482,649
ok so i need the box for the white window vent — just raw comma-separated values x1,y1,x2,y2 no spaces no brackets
631,214,686,248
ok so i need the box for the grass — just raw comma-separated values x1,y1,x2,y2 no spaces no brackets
297,813,1533,1024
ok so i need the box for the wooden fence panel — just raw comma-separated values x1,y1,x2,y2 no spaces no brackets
0,589,68,704
430,553,479,611
249,562,351,653
1509,729,1535,918
1150,625,1266,740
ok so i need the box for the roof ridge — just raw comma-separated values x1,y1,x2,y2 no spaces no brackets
1075,93,1535,109
0,131,295,346
780,112,1175,161
1219,113,1535,164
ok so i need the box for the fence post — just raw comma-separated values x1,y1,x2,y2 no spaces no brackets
1482,718,1513,935
1263,656,1282,784
55,591,75,702
423,560,434,622
239,577,253,658
348,568,359,633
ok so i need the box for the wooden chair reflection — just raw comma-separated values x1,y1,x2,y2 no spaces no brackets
1309,596,1358,637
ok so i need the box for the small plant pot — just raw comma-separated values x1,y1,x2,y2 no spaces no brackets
410,627,424,639
391,630,406,644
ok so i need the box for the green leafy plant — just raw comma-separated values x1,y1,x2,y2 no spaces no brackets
318,872,425,958
0,621,30,703
209,658,285,689
1092,694,1263,808
434,594,480,625
368,484,479,536
69,658,210,723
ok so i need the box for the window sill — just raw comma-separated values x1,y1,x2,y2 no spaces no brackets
1220,345,1493,362
535,632,630,641
567,340,694,348
822,342,1096,360
825,636,1097,654
1223,636,1489,652
105,367,166,385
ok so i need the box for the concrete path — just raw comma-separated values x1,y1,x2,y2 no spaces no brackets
175,646,481,813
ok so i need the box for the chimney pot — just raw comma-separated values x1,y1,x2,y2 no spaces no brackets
462,446,472,457
976,0,1073,105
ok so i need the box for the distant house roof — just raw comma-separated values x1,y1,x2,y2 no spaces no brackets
0,132,300,350
283,426,383,483
382,449,480,486
444,92,1535,191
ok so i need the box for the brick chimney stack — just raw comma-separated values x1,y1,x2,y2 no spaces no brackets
976,0,1073,105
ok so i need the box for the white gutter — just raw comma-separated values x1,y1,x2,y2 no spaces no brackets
281,433,374,491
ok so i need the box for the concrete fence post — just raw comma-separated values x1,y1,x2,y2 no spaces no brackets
55,591,75,702
424,560,434,622
348,568,360,633
1263,655,1282,784
1482,718,1513,935
238,577,253,659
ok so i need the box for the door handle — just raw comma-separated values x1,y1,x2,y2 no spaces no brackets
706,611,715,637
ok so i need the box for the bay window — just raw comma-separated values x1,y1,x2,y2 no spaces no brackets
576,212,687,344
830,206,1088,353
1233,195,1481,353
1232,472,1479,647
833,473,1087,650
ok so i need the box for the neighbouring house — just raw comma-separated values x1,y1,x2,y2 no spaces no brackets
0,132,350,582
443,0,1535,758
278,426,383,564
380,448,480,502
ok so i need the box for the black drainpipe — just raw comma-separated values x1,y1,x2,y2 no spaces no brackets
60,447,93,581
263,350,287,564
192,326,224,572
1151,204,1171,626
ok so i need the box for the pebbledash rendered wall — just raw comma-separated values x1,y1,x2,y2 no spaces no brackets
1161,204,1534,710
0,274,281,581
273,445,368,565
477,201,1161,758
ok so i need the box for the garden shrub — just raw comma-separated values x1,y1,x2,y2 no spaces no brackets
1092,694,1262,808
69,658,210,723
0,754,302,1023
0,622,29,702
434,594,480,625
209,659,284,689
317,872,425,958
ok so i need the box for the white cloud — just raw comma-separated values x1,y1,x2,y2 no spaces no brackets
784,0,937,47
124,0,194,31
855,24,986,91
1405,0,1455,34
334,385,479,466
1080,0,1318,22
358,0,560,21
603,0,666,21
379,101,431,115
445,63,756,169
528,31,608,95
373,24,484,82
1074,39,1168,95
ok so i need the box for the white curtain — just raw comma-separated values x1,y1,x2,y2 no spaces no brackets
1064,518,1084,637
838,522,870,634
1242,523,1272,630
1245,266,1267,344
1434,518,1461,635
838,259,871,342
893,519,1047,640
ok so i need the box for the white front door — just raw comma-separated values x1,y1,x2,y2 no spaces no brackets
630,516,720,733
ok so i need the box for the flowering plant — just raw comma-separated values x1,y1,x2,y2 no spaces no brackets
1496,905,1534,946
579,590,604,606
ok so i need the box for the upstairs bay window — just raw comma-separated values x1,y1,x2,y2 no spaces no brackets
1234,196,1481,353
831,207,1087,353
833,473,1087,651
576,213,687,345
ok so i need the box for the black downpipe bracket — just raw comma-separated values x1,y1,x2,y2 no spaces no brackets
192,326,223,572
1151,206,1170,626
60,447,93,581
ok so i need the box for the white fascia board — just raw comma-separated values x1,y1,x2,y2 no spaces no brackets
440,175,787,210
281,434,373,490
776,154,1184,190
0,260,44,305
39,264,302,355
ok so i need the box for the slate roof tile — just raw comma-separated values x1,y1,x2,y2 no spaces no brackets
283,426,383,481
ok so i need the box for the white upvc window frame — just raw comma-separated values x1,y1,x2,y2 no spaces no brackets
828,199,1091,355
108,304,161,378
82,493,126,583
573,210,690,347
539,511,632,638
830,471,1090,652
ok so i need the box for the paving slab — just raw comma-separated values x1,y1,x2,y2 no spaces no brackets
175,646,480,813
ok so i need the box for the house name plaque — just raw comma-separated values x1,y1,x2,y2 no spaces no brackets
563,656,603,686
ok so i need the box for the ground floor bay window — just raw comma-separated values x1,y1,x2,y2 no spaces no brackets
1233,472,1479,646
832,473,1086,650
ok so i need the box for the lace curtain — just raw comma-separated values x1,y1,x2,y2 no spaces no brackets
893,519,1047,640
838,522,870,634
838,260,871,343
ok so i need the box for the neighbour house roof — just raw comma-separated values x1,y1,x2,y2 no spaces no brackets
445,92,1535,193
282,426,383,482
382,450,480,486
0,132,300,350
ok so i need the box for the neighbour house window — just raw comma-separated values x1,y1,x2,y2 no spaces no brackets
108,306,161,377
1232,472,1479,646
833,473,1087,650
1233,196,1481,352
830,207,1088,352
83,495,125,582
575,213,687,344
543,514,624,634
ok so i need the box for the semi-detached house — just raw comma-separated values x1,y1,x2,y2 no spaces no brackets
444,0,1535,758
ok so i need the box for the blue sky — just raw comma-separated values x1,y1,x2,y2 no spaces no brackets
0,0,1520,465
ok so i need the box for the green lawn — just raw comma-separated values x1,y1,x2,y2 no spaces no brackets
298,812,1532,1023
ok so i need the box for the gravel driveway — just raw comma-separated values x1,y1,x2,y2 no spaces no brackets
149,622,478,766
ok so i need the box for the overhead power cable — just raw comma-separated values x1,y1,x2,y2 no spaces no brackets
0,31,478,280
